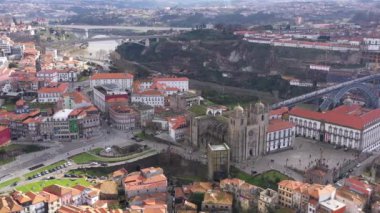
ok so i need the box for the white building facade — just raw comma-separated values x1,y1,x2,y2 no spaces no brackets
266,119,295,153
289,105,380,152
154,77,189,92
131,90,165,107
90,73,133,90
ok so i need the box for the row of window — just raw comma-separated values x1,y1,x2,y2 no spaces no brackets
267,129,294,140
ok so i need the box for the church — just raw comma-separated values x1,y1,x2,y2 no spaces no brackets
190,102,269,163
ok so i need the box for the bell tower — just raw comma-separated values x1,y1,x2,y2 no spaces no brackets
228,105,247,163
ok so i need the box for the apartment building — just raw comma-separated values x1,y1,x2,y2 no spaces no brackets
90,72,133,90
124,167,167,198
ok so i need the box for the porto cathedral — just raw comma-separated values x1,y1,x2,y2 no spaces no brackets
190,102,269,163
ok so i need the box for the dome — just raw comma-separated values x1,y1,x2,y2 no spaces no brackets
234,105,244,113
255,101,265,110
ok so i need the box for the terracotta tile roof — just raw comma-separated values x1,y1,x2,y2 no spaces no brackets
12,191,31,204
43,184,72,197
124,169,167,192
289,105,380,130
38,83,68,94
87,189,100,198
64,91,90,104
73,185,87,192
344,177,372,196
99,181,118,195
15,99,26,107
268,119,295,132
203,190,233,206
25,191,45,204
336,188,366,207
270,107,289,116
168,115,187,130
188,182,212,194
106,97,128,104
220,178,245,188
71,188,82,196
39,191,59,203
0,196,23,213
58,205,82,213
278,180,306,191
91,72,133,80
112,168,128,178
110,105,135,114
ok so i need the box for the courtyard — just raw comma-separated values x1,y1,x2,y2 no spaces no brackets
248,137,358,180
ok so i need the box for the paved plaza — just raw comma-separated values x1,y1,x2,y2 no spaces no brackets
241,137,359,180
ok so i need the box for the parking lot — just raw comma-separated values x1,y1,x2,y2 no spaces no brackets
248,137,358,180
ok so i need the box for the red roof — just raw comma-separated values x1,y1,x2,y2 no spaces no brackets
91,73,133,80
270,107,289,116
344,178,372,196
268,119,294,132
15,99,26,107
135,90,163,96
154,77,188,82
168,115,187,130
38,83,68,94
289,105,380,130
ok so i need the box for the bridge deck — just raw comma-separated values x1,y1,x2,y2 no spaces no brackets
271,73,380,109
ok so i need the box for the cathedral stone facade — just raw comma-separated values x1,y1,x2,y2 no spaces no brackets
190,102,269,163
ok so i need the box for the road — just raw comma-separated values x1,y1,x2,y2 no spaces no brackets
0,126,205,188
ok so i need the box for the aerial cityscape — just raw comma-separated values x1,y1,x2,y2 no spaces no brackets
1,0,380,212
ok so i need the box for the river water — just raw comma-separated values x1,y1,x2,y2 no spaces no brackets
87,35,119,55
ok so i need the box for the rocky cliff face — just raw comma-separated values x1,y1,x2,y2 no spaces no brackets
114,30,363,99
116,36,361,81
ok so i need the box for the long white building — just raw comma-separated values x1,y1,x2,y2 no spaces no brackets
289,104,380,152
153,77,189,92
131,90,165,107
90,72,133,90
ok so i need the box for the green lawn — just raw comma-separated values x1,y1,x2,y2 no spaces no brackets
24,161,67,179
70,149,155,164
89,148,103,155
0,177,21,190
189,105,207,116
231,167,291,190
16,178,91,192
